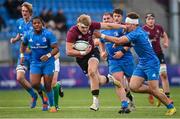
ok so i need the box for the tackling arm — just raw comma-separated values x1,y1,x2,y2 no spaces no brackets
93,31,129,45
100,22,126,30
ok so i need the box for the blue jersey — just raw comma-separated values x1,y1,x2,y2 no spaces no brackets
100,29,133,61
23,28,57,63
126,26,159,67
16,18,33,59
16,18,33,37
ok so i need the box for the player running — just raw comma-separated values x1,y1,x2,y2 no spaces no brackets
94,12,176,116
142,13,173,106
20,16,59,112
112,8,135,109
10,2,38,108
52,52,64,110
66,14,126,111
98,12,134,113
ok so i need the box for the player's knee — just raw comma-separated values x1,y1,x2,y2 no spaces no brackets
88,69,96,77
44,83,52,92
16,75,24,82
129,83,138,93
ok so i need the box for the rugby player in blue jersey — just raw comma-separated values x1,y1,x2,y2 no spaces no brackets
20,16,59,112
94,12,176,116
112,8,135,109
98,12,134,113
10,2,38,108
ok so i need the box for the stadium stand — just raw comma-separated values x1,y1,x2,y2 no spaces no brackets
0,0,113,63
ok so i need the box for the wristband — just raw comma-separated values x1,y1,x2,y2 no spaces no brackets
46,53,52,58
101,34,106,39
80,51,87,55
20,53,24,58
121,48,127,54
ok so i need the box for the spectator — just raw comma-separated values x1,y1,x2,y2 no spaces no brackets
3,0,24,19
0,16,6,31
54,10,67,32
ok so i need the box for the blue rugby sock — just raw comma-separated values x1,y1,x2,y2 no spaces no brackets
121,101,128,108
26,88,36,97
167,103,174,109
46,90,54,107
39,84,45,92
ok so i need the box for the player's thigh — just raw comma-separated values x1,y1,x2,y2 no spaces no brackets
16,70,25,80
112,72,124,82
130,67,146,89
130,76,145,90
30,74,41,86
88,57,99,73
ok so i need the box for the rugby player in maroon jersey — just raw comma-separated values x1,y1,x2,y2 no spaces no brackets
143,13,173,106
66,14,126,112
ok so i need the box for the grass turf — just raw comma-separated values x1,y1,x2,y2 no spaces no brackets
0,87,179,118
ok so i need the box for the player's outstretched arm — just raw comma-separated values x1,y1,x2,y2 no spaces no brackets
93,31,129,45
100,22,126,30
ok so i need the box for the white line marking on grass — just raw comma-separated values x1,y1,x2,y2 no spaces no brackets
0,106,164,109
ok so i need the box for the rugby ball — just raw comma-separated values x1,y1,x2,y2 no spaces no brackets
74,40,89,51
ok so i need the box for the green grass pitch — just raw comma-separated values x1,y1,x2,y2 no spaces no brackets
0,87,179,118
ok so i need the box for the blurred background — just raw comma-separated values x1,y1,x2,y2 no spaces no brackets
0,0,179,89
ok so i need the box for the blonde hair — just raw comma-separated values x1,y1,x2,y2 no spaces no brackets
77,14,91,26
21,2,33,15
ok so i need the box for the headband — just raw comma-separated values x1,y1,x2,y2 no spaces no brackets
125,17,139,24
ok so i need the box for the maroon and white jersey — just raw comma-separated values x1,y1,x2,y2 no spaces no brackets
143,24,164,54
66,22,101,50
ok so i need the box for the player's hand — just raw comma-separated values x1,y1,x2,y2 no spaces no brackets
20,57,24,65
163,42,168,48
113,51,124,59
93,31,101,38
121,24,127,30
85,45,92,54
10,38,16,44
100,51,107,60
40,55,49,62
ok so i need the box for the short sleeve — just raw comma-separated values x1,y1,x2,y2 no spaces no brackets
125,31,138,42
48,31,57,45
91,22,101,30
158,25,164,37
66,30,78,43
